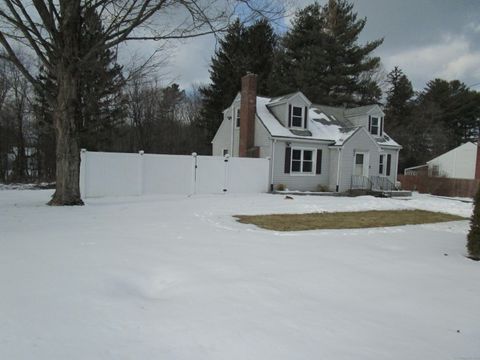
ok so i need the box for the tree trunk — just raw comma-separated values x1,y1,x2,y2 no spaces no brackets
48,0,83,206
48,67,83,205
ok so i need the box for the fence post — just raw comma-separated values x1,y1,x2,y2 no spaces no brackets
138,150,144,196
80,149,87,198
191,152,197,195
223,154,230,193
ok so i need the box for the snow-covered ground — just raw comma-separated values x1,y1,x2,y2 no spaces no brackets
0,190,479,360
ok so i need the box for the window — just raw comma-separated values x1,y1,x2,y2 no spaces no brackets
235,108,240,128
379,154,385,175
291,148,314,174
223,149,229,156
291,106,303,128
432,165,439,177
370,117,379,135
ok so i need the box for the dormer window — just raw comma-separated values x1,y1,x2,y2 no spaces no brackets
291,106,303,127
370,117,379,135
369,116,383,136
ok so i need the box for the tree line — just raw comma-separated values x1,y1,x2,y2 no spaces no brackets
200,0,480,172
0,0,478,204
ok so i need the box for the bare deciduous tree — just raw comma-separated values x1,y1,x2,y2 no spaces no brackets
0,0,283,205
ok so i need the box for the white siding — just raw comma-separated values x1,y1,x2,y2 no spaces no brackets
211,115,232,156
269,103,287,127
427,142,477,179
272,140,330,191
254,115,272,158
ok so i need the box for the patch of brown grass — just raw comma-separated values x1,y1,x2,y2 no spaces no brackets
235,210,466,231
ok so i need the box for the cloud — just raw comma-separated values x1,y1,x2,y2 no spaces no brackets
381,34,480,89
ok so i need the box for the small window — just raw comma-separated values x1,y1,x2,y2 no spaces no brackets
291,106,303,128
379,154,385,175
235,108,240,128
432,165,439,177
371,117,379,135
291,148,314,174
223,149,229,156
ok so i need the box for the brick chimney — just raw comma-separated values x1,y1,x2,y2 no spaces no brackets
475,141,480,179
239,73,259,157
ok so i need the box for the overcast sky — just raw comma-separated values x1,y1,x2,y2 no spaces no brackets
158,0,480,91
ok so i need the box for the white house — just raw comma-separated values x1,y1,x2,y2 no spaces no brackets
409,142,480,180
212,73,401,192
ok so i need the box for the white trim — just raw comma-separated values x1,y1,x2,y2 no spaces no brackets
290,105,305,129
336,147,342,192
290,147,316,176
230,106,235,156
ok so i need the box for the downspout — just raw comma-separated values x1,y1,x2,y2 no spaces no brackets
336,147,342,192
230,107,235,155
270,138,276,192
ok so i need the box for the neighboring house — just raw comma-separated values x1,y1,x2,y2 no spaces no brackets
405,142,480,180
212,73,401,192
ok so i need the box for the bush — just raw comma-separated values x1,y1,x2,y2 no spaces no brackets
275,184,286,191
467,185,480,260
316,184,329,192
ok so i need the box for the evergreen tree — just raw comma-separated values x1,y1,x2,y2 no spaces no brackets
467,186,480,260
416,79,480,149
270,0,383,106
200,19,277,141
384,67,416,170
78,8,127,151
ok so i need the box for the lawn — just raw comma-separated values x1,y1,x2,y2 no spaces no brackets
0,190,478,360
236,209,466,231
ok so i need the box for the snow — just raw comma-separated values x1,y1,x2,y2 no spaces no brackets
256,96,400,148
1,190,479,360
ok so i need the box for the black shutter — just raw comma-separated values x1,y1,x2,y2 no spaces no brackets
316,149,322,174
304,106,308,129
386,154,392,176
368,115,371,132
284,146,291,173
288,104,292,127
380,117,383,136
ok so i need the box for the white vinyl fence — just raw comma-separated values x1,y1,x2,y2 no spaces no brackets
80,150,270,198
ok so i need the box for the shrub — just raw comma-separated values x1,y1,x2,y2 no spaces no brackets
316,184,329,192
275,184,286,191
467,185,480,260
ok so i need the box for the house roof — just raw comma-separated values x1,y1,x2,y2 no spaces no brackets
426,142,477,164
344,105,381,118
256,96,400,147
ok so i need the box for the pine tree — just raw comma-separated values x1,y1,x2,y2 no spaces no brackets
78,8,126,151
417,79,480,150
270,0,383,106
199,19,276,141
467,186,480,260
384,67,416,170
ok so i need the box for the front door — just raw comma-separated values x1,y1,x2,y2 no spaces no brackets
354,152,369,177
